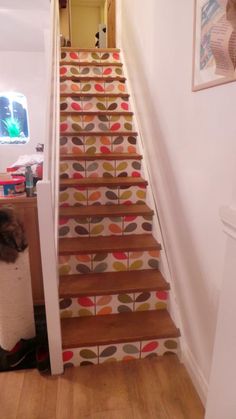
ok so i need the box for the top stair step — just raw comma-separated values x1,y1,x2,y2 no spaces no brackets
61,49,121,65
60,62,123,67
61,48,120,53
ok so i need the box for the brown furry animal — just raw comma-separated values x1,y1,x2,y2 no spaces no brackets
0,207,28,263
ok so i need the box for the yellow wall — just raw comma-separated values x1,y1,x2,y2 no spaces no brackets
60,6,70,40
71,5,100,48
103,0,107,26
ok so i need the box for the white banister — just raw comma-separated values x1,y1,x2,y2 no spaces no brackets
37,0,63,375
205,205,236,418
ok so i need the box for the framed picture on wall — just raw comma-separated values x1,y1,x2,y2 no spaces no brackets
192,0,236,91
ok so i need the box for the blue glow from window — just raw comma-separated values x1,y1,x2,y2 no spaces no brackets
0,92,29,144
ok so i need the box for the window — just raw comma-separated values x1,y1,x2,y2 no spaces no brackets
0,92,29,144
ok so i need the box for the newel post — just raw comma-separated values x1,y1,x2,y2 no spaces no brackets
205,205,236,418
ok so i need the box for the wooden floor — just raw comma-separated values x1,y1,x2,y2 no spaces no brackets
0,355,204,419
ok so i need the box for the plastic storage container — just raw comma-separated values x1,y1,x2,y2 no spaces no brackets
0,174,25,197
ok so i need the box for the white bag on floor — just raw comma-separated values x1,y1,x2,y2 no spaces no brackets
0,249,36,351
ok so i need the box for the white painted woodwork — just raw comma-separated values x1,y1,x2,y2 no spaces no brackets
37,0,63,375
205,206,236,419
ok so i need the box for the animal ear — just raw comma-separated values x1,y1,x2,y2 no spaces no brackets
0,208,12,226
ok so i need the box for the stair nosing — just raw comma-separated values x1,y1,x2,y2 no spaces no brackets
59,176,148,188
60,153,142,161
60,76,126,82
59,233,161,255
61,48,120,52
61,111,133,117
61,309,180,349
59,269,170,298
60,61,123,67
60,131,138,137
60,93,129,98
59,203,154,218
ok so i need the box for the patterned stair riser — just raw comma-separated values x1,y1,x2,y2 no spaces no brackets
63,338,179,368
60,79,127,95
60,135,137,155
59,185,147,206
60,290,169,318
60,96,130,113
59,50,181,369
59,250,160,276
61,51,121,64
59,214,153,238
60,65,123,78
59,159,142,179
60,114,133,134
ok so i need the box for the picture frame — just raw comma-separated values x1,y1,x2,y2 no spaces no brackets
192,0,236,91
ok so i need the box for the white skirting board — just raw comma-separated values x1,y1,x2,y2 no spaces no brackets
0,249,36,351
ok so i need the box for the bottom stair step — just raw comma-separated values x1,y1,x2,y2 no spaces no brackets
62,310,180,367
61,309,180,348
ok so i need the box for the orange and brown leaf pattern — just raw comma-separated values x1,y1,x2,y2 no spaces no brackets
62,338,179,368
60,290,169,318
59,250,160,276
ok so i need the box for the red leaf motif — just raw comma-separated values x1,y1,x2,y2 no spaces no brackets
63,351,73,362
100,146,111,154
95,84,104,92
103,68,112,75
70,52,78,59
156,291,168,301
142,341,159,353
123,200,132,205
132,171,141,177
59,217,68,226
78,297,95,307
60,67,67,75
124,216,137,222
71,102,82,111
121,103,129,111
60,123,68,132
111,123,121,131
113,53,120,60
113,252,128,260
73,173,84,179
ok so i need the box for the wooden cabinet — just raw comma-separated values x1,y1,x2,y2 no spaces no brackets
0,197,44,304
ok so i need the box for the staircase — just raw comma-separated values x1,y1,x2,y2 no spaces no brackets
59,48,180,368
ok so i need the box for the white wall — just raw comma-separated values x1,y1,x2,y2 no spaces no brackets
0,3,50,172
0,52,47,171
117,0,236,402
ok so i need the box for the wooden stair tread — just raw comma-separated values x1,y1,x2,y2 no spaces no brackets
60,176,148,188
60,93,129,98
60,153,142,161
60,131,138,137
61,48,120,52
59,234,161,255
60,61,123,67
60,76,126,82
61,111,133,116
61,309,180,348
59,203,154,218
59,269,169,297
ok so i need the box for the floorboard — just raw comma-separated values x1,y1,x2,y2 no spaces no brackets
0,356,204,419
